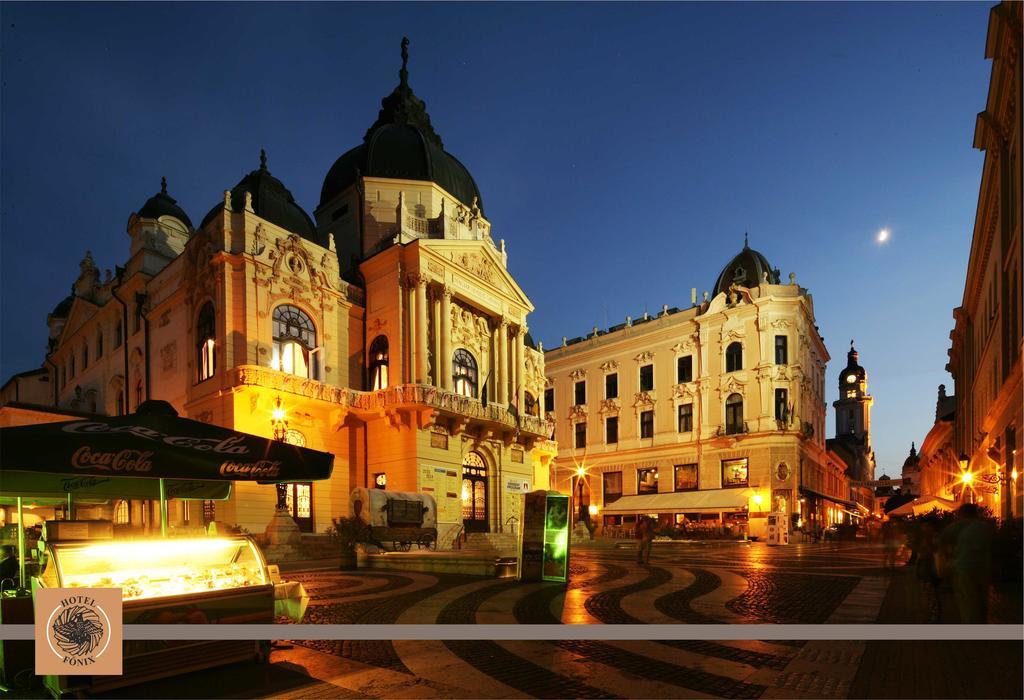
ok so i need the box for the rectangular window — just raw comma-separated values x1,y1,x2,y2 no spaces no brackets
637,467,659,494
574,380,586,406
640,409,654,438
674,463,698,491
544,387,554,415
775,335,788,364
775,388,788,422
677,355,693,383
114,321,123,348
678,403,693,432
575,421,587,449
639,364,654,392
603,471,623,504
96,331,103,359
605,416,619,444
722,458,749,487
605,373,618,399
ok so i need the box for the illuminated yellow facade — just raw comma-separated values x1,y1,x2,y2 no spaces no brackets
2,44,554,546
543,242,852,538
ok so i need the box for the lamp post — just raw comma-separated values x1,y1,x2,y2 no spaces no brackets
271,397,289,511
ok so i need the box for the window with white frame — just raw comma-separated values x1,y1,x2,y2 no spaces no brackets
272,305,319,379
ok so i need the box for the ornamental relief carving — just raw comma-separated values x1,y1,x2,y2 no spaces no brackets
770,318,792,330
721,328,744,343
453,251,497,286
184,231,216,308
569,405,588,420
369,317,387,335
775,365,790,380
569,368,587,381
634,351,655,363
672,383,695,400
598,398,620,415
633,391,655,407
671,337,697,354
599,360,619,372
450,302,490,354
718,375,746,395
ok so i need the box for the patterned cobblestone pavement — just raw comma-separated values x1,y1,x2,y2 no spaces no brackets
107,542,1024,699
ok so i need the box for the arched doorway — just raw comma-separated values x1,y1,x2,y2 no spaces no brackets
462,451,489,533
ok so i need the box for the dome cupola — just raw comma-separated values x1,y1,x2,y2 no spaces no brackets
713,234,780,298
200,151,319,244
318,38,483,215
841,340,866,387
137,177,193,229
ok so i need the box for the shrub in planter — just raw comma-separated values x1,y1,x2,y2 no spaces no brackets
328,517,366,570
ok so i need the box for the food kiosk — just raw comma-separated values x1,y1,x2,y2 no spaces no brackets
0,400,334,697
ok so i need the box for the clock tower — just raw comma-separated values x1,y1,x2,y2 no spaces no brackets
833,340,873,448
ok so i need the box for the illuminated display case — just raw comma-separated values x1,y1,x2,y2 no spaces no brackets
519,491,571,583
38,537,269,602
34,536,274,697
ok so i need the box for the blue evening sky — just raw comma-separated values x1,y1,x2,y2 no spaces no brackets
0,2,993,474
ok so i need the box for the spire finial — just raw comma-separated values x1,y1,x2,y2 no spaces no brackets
259,148,267,171
400,37,410,86
160,176,167,195
743,232,749,249
850,339,855,350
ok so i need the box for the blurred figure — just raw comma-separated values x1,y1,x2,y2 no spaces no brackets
882,519,902,570
915,519,942,622
635,516,654,565
940,503,994,623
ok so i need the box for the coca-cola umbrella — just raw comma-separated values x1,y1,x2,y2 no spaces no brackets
0,400,334,483
0,400,333,587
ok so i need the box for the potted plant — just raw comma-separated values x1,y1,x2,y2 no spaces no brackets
329,516,366,571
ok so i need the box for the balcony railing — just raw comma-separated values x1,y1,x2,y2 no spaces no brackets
231,366,552,438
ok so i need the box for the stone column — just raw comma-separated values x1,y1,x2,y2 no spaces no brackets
515,326,526,414
431,288,441,387
415,275,428,384
440,287,452,391
497,318,509,406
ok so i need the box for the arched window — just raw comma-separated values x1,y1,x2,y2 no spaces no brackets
369,335,389,390
725,342,743,372
196,302,216,382
452,349,478,398
115,389,125,416
134,379,143,409
725,393,744,434
272,305,319,379
96,329,103,359
113,500,129,525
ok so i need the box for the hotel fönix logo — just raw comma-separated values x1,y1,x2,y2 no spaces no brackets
35,588,122,675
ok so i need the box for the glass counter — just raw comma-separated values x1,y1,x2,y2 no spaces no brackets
38,536,268,602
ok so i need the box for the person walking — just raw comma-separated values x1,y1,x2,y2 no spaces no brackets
636,516,655,565
940,503,994,623
915,518,942,622
882,519,902,570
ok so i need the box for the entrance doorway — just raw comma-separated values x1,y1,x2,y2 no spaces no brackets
284,483,314,533
461,452,489,532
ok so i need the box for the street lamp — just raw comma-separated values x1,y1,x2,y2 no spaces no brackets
271,397,289,510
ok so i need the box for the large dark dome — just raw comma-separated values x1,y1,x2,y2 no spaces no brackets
713,236,780,297
318,41,483,215
200,151,318,244
137,178,193,229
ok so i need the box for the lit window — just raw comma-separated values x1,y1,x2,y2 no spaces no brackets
452,348,478,398
113,500,129,525
726,342,743,372
674,464,698,491
722,458,748,487
637,467,658,494
196,302,216,382
603,471,623,504
369,335,389,390
271,305,318,380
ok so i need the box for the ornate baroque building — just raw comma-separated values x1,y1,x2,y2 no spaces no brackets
1,42,554,543
945,1,1022,520
543,241,855,537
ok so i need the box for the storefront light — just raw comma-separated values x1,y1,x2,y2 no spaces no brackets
961,471,973,485
588,504,599,517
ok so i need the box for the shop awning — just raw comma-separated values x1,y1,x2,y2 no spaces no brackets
886,495,959,518
800,487,856,509
0,400,333,484
601,488,756,514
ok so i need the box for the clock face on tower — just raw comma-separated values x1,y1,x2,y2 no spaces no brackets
845,373,857,384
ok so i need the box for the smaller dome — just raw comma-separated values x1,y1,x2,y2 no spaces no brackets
200,151,319,244
713,235,780,297
902,443,920,470
50,292,74,318
137,178,193,229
